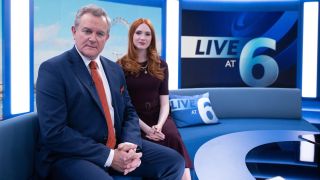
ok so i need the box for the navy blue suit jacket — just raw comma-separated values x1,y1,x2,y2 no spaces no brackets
35,47,142,178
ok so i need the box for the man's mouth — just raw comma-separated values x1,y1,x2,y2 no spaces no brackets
85,45,96,49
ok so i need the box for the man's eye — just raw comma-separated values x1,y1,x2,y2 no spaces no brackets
97,32,105,37
82,29,92,34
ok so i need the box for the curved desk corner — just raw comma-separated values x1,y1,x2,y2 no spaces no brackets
194,130,319,180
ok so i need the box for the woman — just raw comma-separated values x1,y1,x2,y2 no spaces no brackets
117,18,192,180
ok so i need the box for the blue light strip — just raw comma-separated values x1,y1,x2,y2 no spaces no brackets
99,0,163,7
296,1,303,92
30,0,34,113
178,4,182,89
180,0,300,11
161,1,166,59
2,0,11,119
2,0,33,119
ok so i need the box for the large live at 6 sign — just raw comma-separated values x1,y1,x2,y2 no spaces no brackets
181,36,280,87
181,10,297,88
239,37,278,87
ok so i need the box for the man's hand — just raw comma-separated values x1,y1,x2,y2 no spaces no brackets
117,143,137,152
111,143,142,175
123,149,142,175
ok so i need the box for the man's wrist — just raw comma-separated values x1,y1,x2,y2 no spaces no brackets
104,149,114,167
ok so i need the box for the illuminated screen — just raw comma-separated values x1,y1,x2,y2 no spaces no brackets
34,0,162,83
181,10,298,88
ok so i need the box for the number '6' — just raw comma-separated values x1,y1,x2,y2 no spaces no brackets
239,38,279,87
198,97,218,124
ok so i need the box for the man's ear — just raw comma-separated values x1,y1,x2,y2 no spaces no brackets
71,26,76,36
105,33,110,41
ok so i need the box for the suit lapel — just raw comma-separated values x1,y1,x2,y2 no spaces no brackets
68,48,121,136
68,47,105,114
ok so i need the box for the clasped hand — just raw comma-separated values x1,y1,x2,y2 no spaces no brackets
111,143,142,175
145,125,165,141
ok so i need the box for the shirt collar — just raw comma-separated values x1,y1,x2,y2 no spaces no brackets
75,45,102,69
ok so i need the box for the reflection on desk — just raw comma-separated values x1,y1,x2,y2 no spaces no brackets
246,140,319,179
194,130,319,180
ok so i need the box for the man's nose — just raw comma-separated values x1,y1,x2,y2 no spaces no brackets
89,34,98,41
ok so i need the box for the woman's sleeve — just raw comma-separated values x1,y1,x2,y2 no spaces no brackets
159,60,169,95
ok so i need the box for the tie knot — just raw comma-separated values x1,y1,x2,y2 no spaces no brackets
89,61,98,69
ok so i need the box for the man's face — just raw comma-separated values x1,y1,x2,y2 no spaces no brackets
72,13,109,60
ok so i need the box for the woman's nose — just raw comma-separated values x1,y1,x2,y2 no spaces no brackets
139,35,146,40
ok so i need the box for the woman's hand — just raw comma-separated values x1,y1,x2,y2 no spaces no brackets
139,119,165,141
145,126,165,141
152,124,163,133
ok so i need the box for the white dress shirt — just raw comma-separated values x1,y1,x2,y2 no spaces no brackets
75,47,115,167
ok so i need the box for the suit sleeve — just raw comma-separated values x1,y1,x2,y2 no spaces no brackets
36,61,109,168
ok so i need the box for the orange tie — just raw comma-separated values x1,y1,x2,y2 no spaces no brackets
89,60,116,149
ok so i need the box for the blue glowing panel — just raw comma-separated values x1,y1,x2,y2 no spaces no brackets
181,10,298,88
34,0,162,83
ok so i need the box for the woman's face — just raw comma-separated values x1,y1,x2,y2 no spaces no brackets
133,23,152,51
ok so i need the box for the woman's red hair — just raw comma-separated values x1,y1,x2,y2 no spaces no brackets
117,18,164,80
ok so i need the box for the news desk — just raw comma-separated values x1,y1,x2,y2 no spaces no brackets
194,130,319,180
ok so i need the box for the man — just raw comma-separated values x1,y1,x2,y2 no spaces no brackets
35,4,184,180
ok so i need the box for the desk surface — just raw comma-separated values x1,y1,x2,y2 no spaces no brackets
194,130,319,180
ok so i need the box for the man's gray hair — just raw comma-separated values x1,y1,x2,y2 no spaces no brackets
74,4,111,33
